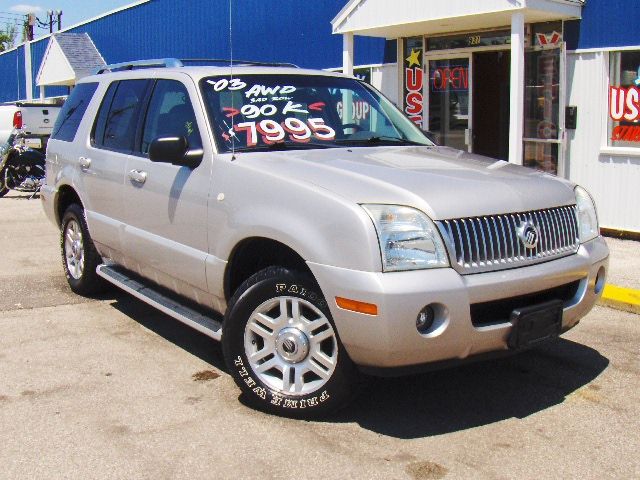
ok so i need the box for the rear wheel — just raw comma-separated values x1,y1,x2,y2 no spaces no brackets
60,203,106,295
222,267,358,418
0,167,9,197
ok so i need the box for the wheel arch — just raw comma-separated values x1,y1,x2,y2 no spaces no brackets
55,184,83,227
224,236,316,301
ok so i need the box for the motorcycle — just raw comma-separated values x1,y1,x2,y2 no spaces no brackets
0,128,46,198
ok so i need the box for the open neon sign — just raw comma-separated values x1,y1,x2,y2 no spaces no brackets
431,66,469,92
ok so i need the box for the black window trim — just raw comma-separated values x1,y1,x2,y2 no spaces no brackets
133,78,204,159
50,81,100,143
90,79,152,155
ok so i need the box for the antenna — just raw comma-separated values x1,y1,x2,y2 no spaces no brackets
229,0,236,160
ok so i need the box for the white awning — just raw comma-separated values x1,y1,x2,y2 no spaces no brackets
332,0,584,38
36,33,106,87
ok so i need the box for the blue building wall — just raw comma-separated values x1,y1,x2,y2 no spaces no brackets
0,47,23,103
566,0,640,50
9,0,636,103
1,0,391,102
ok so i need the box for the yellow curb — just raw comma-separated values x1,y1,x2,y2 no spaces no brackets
598,284,640,315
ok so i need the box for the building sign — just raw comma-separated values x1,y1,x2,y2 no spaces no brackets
536,31,562,46
430,65,469,92
532,22,562,47
403,36,424,127
427,30,514,51
610,80,640,142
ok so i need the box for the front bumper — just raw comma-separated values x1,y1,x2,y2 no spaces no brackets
308,236,609,370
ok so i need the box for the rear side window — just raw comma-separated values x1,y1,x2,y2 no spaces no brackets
92,79,148,152
51,82,99,142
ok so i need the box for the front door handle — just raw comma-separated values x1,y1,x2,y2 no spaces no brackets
128,169,148,184
78,157,91,170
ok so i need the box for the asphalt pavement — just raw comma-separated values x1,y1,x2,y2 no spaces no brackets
1,192,639,480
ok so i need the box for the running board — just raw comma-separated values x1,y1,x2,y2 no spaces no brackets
96,264,223,341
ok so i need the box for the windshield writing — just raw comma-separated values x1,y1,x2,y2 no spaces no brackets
201,74,432,152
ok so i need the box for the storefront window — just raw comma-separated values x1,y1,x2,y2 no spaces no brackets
523,48,561,174
609,50,640,147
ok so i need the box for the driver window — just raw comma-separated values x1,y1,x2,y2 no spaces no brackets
141,80,202,155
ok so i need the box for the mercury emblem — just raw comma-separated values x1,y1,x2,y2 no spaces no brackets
517,221,540,249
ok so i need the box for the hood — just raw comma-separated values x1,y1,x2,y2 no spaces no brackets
233,145,577,220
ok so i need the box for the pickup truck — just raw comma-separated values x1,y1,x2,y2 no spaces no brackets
0,100,63,151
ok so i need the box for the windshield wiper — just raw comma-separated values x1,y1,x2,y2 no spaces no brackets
335,136,425,146
230,142,335,153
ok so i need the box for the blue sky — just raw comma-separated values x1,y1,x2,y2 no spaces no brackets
0,0,134,38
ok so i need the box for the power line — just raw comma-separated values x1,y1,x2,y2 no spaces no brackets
0,11,25,18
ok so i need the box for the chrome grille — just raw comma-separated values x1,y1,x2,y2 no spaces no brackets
437,205,580,274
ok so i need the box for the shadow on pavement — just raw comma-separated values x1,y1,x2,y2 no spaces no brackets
331,338,609,438
108,293,227,372
107,291,608,438
1,193,40,200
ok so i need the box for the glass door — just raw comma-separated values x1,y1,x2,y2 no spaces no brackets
427,56,471,151
523,44,565,175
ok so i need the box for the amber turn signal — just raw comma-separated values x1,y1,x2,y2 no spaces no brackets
335,297,378,316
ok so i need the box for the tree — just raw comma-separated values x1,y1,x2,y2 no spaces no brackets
0,24,17,52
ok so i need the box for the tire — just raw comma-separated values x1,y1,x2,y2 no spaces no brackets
0,167,9,197
222,266,358,418
60,203,107,296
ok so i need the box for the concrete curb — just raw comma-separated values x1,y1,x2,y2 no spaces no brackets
598,284,640,315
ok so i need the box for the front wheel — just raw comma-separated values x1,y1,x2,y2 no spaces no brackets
222,267,358,418
60,203,107,295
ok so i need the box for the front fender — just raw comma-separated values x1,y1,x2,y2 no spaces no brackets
209,160,381,272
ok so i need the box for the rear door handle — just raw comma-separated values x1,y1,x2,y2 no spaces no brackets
128,169,147,184
78,157,91,170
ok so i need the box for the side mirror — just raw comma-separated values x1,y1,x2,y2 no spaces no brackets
149,136,203,169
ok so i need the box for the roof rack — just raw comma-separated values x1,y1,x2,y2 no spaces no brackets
179,59,300,68
93,58,183,75
93,58,299,75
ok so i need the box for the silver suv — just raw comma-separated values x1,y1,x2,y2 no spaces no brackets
41,59,609,418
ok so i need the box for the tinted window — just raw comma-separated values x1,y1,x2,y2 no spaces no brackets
93,79,148,152
92,82,117,148
141,80,202,154
51,82,99,142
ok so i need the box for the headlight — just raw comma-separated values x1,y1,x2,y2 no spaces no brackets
362,204,449,272
574,186,599,243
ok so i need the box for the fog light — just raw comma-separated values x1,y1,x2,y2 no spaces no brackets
416,305,435,333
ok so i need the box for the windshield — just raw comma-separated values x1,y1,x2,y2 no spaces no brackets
200,74,434,152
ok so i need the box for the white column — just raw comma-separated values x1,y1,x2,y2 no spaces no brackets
509,12,525,165
24,41,33,100
342,32,354,76
342,33,354,126
40,85,45,100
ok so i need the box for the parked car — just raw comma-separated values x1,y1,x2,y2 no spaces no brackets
0,99,63,148
41,59,609,418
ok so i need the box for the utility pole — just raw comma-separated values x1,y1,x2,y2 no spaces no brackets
47,10,54,33
57,10,62,31
26,13,35,41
